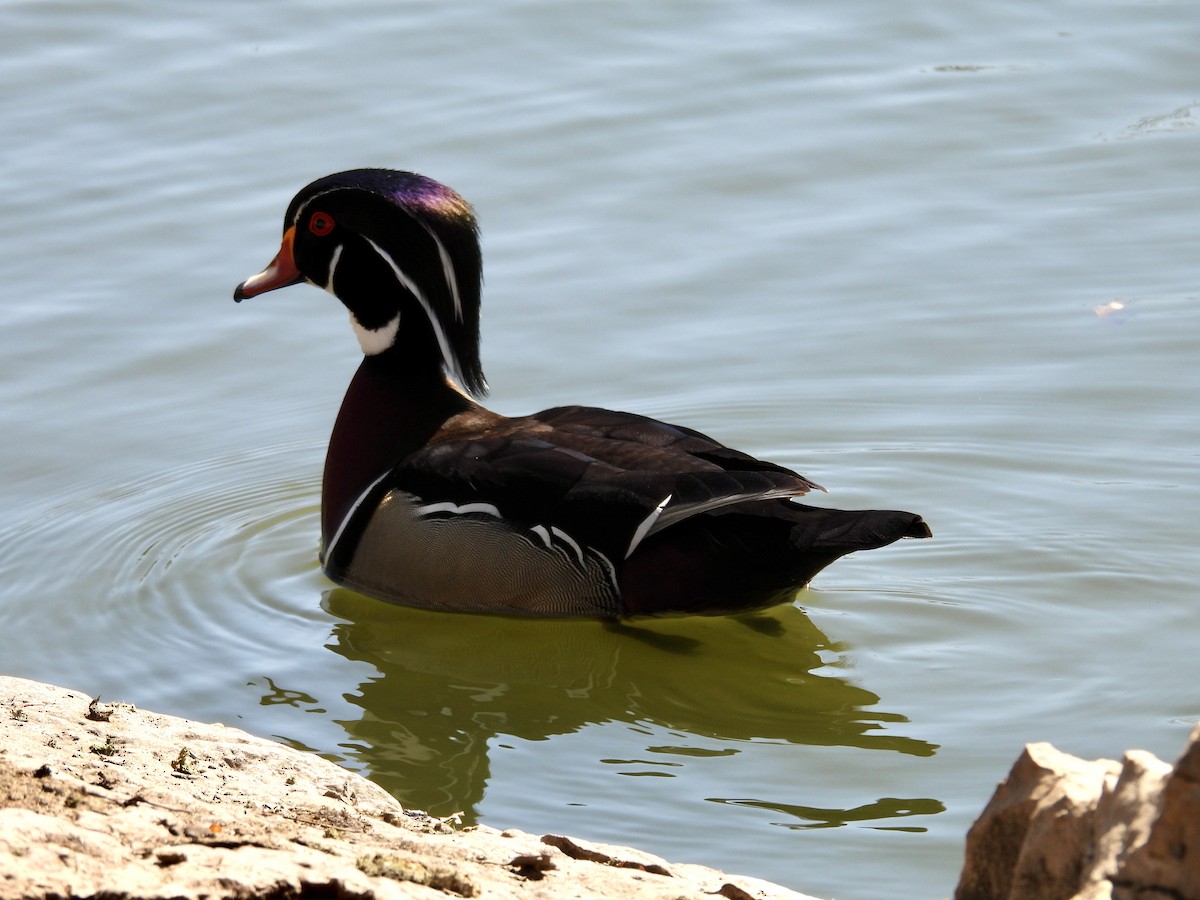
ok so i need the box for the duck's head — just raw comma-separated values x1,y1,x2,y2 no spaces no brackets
234,168,486,396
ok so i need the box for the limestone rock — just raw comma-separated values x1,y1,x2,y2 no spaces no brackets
0,676,817,900
955,742,1121,900
955,724,1200,900
1106,734,1200,900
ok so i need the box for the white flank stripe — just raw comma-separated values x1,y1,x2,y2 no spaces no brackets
594,551,619,594
530,524,553,549
625,494,672,559
417,500,502,518
550,526,586,567
365,236,466,386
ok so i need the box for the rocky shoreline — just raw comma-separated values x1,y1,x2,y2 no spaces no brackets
3,674,1198,899
0,676,815,899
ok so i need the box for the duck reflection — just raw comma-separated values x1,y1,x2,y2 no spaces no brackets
319,589,937,821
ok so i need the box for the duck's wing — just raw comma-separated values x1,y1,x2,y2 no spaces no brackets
529,404,825,488
392,405,822,563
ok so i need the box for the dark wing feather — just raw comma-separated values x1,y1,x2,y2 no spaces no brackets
390,405,821,562
391,434,668,565
532,405,824,486
528,406,823,536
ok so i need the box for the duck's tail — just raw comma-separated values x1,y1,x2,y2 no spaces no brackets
788,504,932,556
618,501,930,615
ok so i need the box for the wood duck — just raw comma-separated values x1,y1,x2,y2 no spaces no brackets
234,169,930,617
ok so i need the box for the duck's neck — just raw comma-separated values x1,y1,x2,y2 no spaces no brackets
320,349,477,549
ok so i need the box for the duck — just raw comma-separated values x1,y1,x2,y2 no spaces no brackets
234,168,930,617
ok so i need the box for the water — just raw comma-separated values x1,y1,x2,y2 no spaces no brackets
2,2,1198,897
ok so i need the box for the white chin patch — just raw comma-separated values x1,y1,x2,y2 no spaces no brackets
351,312,400,355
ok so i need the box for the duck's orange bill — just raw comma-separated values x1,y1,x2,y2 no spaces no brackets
233,226,303,301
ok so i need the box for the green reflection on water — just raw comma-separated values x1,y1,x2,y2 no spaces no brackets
310,589,938,824
711,796,946,831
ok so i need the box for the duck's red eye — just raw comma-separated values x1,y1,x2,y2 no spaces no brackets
308,211,335,236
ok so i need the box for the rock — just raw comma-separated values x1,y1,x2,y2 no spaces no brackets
954,742,1122,900
0,676,817,900
955,724,1200,900
1104,736,1200,900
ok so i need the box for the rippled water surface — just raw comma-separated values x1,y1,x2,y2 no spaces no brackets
2,2,1198,898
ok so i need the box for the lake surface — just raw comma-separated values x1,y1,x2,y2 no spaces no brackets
2,2,1198,897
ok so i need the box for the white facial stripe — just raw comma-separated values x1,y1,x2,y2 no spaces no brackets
324,243,344,294
417,220,464,323
351,312,400,355
365,236,467,387
626,494,672,558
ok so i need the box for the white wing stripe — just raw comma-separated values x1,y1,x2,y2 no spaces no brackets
626,494,672,558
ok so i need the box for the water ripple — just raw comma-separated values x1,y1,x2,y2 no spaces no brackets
0,441,328,684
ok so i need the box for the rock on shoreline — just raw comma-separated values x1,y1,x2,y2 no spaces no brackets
0,676,816,899
955,723,1200,900
6,673,1198,899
